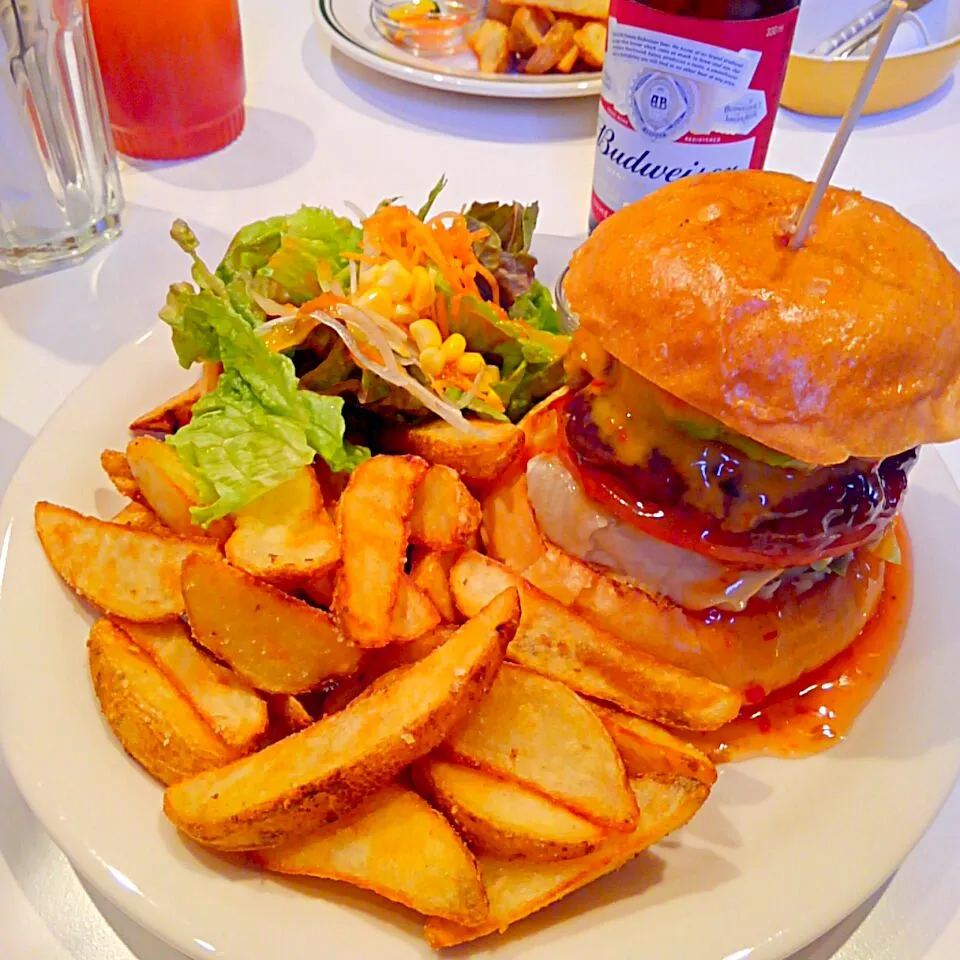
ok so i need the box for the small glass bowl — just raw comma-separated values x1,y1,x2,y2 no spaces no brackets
553,265,580,334
371,0,485,57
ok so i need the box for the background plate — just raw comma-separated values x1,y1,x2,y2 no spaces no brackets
1,235,960,960
314,0,603,99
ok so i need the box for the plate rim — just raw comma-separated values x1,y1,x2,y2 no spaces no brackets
313,0,603,100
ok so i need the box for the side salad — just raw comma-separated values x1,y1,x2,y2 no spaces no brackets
158,179,570,524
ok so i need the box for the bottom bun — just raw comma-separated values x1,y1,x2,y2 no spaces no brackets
482,472,887,695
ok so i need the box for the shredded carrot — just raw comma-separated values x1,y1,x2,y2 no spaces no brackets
298,291,345,314
435,294,448,339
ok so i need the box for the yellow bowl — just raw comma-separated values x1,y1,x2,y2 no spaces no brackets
782,1,960,116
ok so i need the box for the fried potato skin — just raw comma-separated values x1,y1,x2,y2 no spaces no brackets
163,589,519,851
35,502,220,622
89,619,236,785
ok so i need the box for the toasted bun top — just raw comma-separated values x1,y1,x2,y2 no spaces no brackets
564,171,960,465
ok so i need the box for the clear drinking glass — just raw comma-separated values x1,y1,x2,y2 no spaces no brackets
0,0,123,275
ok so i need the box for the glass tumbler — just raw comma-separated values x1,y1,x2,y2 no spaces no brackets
0,0,123,275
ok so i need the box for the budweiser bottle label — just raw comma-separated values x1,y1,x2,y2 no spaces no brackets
590,2,799,227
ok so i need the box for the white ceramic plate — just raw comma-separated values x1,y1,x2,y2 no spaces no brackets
2,234,960,960
314,0,603,99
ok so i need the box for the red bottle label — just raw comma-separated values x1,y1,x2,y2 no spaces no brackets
590,2,799,226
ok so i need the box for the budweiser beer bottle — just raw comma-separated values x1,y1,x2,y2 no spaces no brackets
589,0,801,230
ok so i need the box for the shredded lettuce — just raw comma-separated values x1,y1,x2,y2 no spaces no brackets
160,221,367,523
417,174,448,221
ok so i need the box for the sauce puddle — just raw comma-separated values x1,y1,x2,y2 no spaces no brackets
688,520,913,762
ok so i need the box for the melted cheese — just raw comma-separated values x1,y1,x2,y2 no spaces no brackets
526,454,783,612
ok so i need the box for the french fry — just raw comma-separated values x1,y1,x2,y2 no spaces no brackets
129,379,203,434
391,576,443,642
410,465,482,552
117,618,268,753
163,589,519,851
524,19,578,75
88,619,237,785
100,450,141,501
469,19,510,74
481,473,546,573
125,436,232,542
450,551,742,731
574,20,607,68
589,702,717,787
445,663,636,830
415,759,607,861
182,553,361,695
410,550,458,623
254,783,488,925
111,501,168,533
35,502,220,622
334,455,429,648
380,419,524,488
425,773,710,948
508,6,552,57
225,467,340,586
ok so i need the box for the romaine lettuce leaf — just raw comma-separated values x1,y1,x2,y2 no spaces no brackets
161,221,367,522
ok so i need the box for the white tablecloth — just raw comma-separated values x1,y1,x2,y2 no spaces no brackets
2,2,960,957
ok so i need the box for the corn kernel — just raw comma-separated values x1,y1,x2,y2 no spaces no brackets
482,364,500,385
411,266,435,311
419,346,445,379
393,303,418,323
353,287,393,317
441,333,467,364
410,318,442,352
456,351,485,376
358,264,383,289
378,259,414,301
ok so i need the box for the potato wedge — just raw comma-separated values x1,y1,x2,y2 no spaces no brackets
225,467,339,585
129,379,203,434
267,695,315,738
556,44,580,73
416,759,606,861
450,552,742,731
524,19,577,75
112,501,168,533
469,19,510,74
481,474,546,573
255,783,487,924
589,702,717,787
380,419,524,488
302,568,336,609
163,589,519,851
486,0,514,24
117,618,268,753
410,465,482,552
35,502,220,622
334,455,429,648
445,663,636,830
574,20,607,69
125,436,232,542
410,550,458,623
100,450,141,501
508,6,552,57
182,553,361,694
88,619,236,785
364,626,455,680
425,773,710,948
391,576,443,642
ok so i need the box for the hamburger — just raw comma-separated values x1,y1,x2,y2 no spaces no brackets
498,170,960,697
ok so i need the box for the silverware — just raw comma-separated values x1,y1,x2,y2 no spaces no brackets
810,0,934,59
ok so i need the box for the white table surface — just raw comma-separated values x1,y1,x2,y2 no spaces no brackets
3,2,960,958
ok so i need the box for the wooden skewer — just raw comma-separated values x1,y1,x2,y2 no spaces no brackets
789,0,909,251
